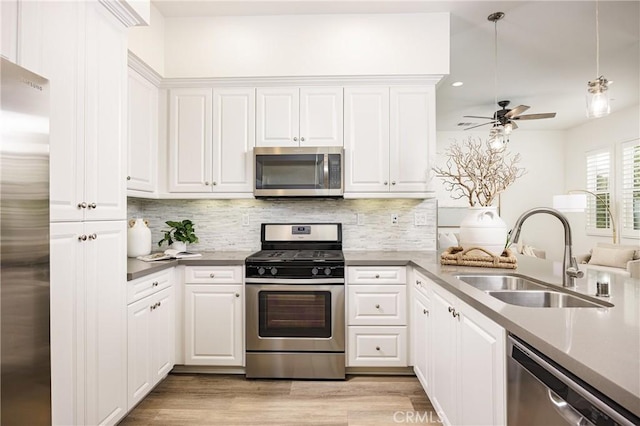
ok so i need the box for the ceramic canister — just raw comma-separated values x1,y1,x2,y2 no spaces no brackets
127,218,152,257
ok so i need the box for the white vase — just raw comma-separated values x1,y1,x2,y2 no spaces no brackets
458,206,508,256
127,218,152,258
170,241,187,252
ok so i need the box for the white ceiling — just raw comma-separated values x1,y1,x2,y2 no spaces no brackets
152,1,640,132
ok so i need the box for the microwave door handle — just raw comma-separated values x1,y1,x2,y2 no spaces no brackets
324,154,329,189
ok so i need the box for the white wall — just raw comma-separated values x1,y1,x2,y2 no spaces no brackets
435,130,567,261
162,13,449,78
563,104,640,255
127,3,165,75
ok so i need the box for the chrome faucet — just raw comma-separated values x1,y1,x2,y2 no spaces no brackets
511,207,584,287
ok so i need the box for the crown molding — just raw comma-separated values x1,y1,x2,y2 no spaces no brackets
159,74,444,89
99,0,148,28
128,51,163,87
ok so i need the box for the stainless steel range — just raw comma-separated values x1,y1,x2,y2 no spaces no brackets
245,223,345,379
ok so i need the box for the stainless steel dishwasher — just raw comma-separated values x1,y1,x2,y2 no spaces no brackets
507,335,639,426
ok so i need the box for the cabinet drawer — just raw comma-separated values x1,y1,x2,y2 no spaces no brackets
348,285,407,325
347,326,407,367
127,268,173,304
184,266,243,284
348,266,406,284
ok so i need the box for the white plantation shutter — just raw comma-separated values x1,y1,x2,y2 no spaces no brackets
621,139,640,238
585,149,612,234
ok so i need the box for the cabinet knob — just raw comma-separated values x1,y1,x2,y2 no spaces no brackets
423,309,428,315
205,181,210,186
235,293,240,298
293,137,298,142
375,304,380,309
88,202,97,209
448,306,454,313
77,202,87,209
126,176,131,181
384,181,388,186
210,273,215,278
88,233,97,240
152,281,158,287
375,274,380,279
78,234,87,241
391,181,396,186
376,346,380,351
416,280,422,286
300,137,305,142
158,301,162,307
212,181,217,186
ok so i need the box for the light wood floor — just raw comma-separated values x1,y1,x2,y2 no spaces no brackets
120,373,441,425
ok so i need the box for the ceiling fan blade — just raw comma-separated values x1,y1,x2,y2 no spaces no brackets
464,122,497,130
463,115,495,120
505,105,530,118
510,121,518,130
513,112,557,120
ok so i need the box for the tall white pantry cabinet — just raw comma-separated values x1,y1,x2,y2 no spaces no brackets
9,1,143,424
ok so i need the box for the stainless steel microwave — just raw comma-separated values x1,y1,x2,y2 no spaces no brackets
254,147,344,197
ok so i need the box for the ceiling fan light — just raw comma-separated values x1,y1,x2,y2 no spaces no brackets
503,122,513,135
586,76,610,118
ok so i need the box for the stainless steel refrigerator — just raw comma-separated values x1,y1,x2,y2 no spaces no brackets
1,57,51,424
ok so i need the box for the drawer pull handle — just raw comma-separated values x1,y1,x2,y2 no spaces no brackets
448,306,454,313
375,304,380,309
376,346,380,351
416,280,422,286
210,273,215,278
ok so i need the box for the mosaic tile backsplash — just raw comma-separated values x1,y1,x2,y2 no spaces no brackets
127,198,437,252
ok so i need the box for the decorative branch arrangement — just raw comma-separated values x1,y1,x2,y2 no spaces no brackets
433,137,526,207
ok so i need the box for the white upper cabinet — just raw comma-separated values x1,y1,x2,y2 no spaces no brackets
1,0,18,62
212,88,256,192
344,87,390,192
20,1,126,221
168,88,213,192
168,87,255,194
127,66,158,193
256,87,343,147
344,85,435,197
390,86,435,193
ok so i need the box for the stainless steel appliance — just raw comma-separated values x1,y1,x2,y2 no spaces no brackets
245,223,345,379
507,335,639,426
254,146,343,197
1,58,51,424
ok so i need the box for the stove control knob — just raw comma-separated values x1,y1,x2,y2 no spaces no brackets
270,267,278,276
258,267,266,276
312,267,319,276
324,268,332,276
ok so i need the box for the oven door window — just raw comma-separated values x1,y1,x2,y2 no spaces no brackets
258,291,331,338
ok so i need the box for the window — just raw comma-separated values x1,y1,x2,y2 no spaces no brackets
621,139,640,238
585,149,612,234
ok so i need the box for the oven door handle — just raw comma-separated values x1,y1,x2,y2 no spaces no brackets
245,278,344,284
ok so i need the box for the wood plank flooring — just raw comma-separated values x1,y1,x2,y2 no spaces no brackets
120,374,442,425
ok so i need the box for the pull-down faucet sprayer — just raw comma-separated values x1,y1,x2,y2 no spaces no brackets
511,207,584,287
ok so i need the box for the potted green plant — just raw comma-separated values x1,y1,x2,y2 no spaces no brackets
158,219,199,252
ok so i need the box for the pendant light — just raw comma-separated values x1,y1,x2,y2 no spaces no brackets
488,12,507,149
586,0,611,118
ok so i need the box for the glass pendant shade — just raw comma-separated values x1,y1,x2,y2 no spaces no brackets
586,77,611,118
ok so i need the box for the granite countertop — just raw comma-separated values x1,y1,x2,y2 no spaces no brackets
126,250,639,417
344,250,640,419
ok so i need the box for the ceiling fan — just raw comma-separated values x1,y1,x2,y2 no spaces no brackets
463,100,557,132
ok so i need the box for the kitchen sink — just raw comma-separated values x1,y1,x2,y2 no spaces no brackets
486,290,608,308
453,274,548,291
453,273,613,308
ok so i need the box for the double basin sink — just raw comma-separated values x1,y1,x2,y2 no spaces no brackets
453,274,612,308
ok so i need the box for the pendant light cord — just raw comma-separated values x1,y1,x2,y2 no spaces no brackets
596,0,600,77
494,18,499,117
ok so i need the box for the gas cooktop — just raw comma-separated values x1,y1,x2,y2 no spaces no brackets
246,249,344,262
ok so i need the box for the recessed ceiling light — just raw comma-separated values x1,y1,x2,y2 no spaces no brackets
451,81,464,87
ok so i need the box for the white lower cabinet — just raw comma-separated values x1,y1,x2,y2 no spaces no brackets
411,270,431,393
127,269,175,410
50,220,127,426
184,266,244,366
428,281,506,426
347,266,408,367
